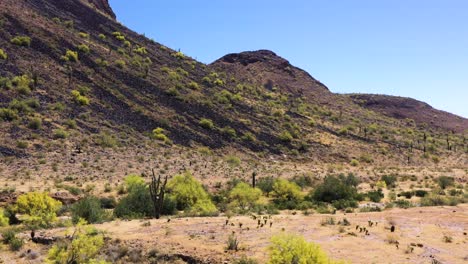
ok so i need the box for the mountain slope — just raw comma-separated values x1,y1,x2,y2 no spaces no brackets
348,94,468,133
0,0,466,168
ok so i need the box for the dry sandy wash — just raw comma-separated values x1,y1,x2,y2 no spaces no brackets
87,205,468,264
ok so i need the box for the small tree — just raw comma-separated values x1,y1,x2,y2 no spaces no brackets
167,171,217,215
229,182,262,211
15,192,62,228
268,234,344,264
71,196,105,224
272,179,303,204
46,219,108,264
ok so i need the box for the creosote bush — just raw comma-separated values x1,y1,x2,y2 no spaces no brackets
71,196,106,224
199,118,214,130
61,50,79,62
10,36,31,47
0,48,7,60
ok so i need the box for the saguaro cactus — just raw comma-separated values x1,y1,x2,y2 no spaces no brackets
149,168,168,219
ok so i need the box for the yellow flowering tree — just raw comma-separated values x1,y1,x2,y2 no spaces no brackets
15,192,62,228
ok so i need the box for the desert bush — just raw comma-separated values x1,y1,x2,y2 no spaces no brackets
61,50,79,62
229,182,262,211
16,141,28,149
268,234,344,264
15,192,62,228
398,191,414,199
271,179,303,209
47,219,108,264
167,172,217,216
96,132,118,148
188,81,200,90
172,51,185,59
437,176,454,190
0,48,7,60
225,155,241,167
221,126,237,138
233,256,258,264
381,175,398,188
257,177,275,196
0,108,18,121
350,159,360,167
0,77,13,90
414,190,428,197
420,194,450,206
28,117,42,130
71,196,105,224
152,127,170,143
11,74,32,95
226,233,239,251
394,199,413,209
2,230,23,251
309,175,359,209
367,189,384,202
199,118,214,129
134,46,147,55
115,59,126,68
10,36,31,47
78,32,90,38
71,90,90,105
77,44,90,54
0,208,9,226
99,197,116,209
278,131,293,143
53,129,69,139
64,20,74,28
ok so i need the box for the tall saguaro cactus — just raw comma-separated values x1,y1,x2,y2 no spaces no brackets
149,168,168,219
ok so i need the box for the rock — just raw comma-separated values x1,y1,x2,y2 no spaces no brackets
87,0,116,19
50,192,80,205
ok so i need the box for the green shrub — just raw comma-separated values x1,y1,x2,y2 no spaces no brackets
229,182,262,211
10,36,31,47
367,189,384,202
226,233,239,251
64,20,74,28
77,44,90,54
278,131,293,142
394,199,413,208
96,132,118,148
0,108,18,121
28,117,42,130
309,175,359,209
350,159,360,167
47,220,108,264
134,46,147,55
15,192,62,228
115,59,126,68
172,51,185,59
437,176,454,190
414,190,428,197
53,129,69,139
268,234,344,264
0,208,9,226
381,175,397,188
225,155,241,167
221,126,237,138
78,32,89,38
420,195,450,206
199,118,214,130
16,141,28,149
71,196,105,224
233,256,258,264
9,237,24,251
188,81,200,90
71,90,90,105
64,119,77,129
11,74,31,95
0,48,7,60
257,177,275,195
152,127,170,143
61,50,79,62
213,78,225,86
167,172,217,216
0,77,13,90
271,179,303,209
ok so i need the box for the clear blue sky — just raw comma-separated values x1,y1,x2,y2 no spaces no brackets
109,0,468,118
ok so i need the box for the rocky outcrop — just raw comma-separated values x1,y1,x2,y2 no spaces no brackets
88,0,116,19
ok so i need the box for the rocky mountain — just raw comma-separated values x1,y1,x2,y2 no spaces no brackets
0,0,466,167
348,94,468,133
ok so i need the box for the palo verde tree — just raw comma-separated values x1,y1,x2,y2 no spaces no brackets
15,192,62,228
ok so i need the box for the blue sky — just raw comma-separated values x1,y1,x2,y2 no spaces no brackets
109,0,468,118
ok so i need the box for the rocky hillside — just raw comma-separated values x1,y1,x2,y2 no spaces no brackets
0,0,466,167
348,94,468,133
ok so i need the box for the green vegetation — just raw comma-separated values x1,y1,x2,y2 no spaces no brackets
271,179,303,209
14,192,62,228
115,59,126,69
0,208,9,226
71,196,106,224
78,32,90,38
229,182,262,211
437,176,454,189
199,118,215,129
152,127,170,143
28,117,42,130
0,108,19,121
309,174,360,209
77,44,90,54
268,234,344,264
167,172,217,216
12,74,32,95
2,230,23,251
172,51,185,59
62,50,79,62
0,48,7,60
53,128,69,139
47,219,108,264
188,81,200,90
71,90,90,105
10,36,31,47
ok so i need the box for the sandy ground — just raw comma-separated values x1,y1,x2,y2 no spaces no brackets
88,204,468,263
